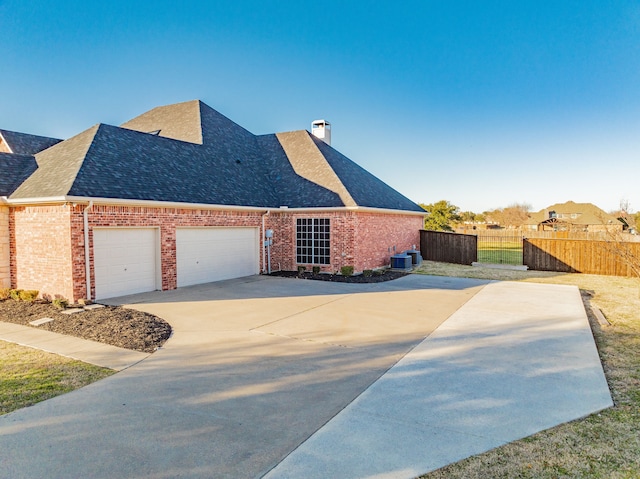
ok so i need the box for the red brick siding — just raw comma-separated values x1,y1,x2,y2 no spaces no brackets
352,213,423,272
70,206,87,300
266,211,423,273
10,205,75,301
265,212,355,273
0,206,11,288
264,213,294,271
10,204,422,301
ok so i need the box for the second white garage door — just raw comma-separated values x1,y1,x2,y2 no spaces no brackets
176,227,259,287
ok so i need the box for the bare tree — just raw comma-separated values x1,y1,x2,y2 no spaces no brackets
486,203,532,229
596,203,640,285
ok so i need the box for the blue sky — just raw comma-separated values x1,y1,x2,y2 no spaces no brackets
1,1,638,214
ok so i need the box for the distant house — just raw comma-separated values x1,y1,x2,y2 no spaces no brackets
523,201,623,232
0,100,424,301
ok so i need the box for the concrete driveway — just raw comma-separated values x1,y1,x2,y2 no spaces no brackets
0,274,612,479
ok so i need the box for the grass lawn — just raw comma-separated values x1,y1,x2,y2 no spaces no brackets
414,261,640,478
0,341,114,415
477,239,523,265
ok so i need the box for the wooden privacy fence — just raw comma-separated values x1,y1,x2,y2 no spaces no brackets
524,238,640,276
420,230,477,265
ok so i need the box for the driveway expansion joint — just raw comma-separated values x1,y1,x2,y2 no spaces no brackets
250,329,353,349
249,294,354,332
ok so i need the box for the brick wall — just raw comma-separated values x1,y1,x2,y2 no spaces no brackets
352,213,423,272
0,206,10,288
266,211,355,272
9,204,422,301
266,211,423,273
10,205,75,300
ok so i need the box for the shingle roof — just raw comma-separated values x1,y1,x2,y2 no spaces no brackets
524,201,618,225
314,134,424,211
274,131,356,207
11,125,99,199
6,101,423,213
0,129,62,155
120,100,204,144
255,134,344,208
0,153,38,196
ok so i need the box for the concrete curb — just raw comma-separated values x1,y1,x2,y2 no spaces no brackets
0,321,150,370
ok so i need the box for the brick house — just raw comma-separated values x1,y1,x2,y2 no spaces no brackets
0,100,424,301
522,201,623,233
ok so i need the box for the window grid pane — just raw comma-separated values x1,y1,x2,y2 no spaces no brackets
296,218,330,265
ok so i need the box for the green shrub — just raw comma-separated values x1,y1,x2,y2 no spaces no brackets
0,288,10,300
363,269,373,277
340,265,354,277
312,266,320,274
297,265,306,275
18,290,39,302
9,289,23,301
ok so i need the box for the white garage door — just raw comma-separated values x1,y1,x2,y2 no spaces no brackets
93,228,159,300
176,227,259,287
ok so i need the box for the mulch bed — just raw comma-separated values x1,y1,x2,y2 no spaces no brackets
0,300,171,353
270,269,408,283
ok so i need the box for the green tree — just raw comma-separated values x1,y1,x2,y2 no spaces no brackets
459,211,486,224
420,200,461,231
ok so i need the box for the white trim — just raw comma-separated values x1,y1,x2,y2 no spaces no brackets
3,196,269,211
2,195,426,216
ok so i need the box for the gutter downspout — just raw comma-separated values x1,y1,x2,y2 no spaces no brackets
261,210,270,273
83,201,93,300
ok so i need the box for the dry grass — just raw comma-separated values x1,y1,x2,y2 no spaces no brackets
414,261,640,478
0,341,114,415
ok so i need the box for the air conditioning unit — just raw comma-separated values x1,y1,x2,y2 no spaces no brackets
405,250,423,266
390,254,412,270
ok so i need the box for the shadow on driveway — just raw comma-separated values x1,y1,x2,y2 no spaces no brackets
2,274,489,478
